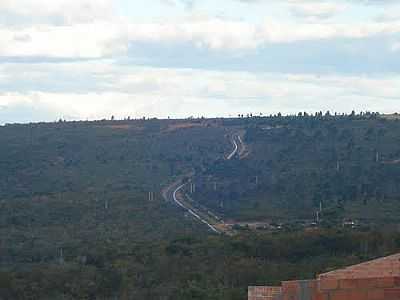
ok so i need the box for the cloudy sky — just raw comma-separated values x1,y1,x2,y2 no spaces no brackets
0,0,400,123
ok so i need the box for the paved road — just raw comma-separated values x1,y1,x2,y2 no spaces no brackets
162,132,248,234
227,136,239,160
172,183,220,234
227,134,248,160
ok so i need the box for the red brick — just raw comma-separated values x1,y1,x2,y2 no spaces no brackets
329,290,367,300
357,278,379,290
394,277,400,287
312,291,326,300
376,277,396,288
319,278,339,290
319,253,400,280
350,290,369,300
327,290,348,300
282,281,299,295
307,280,318,289
384,288,400,300
367,289,385,300
249,254,400,300
339,279,359,290
248,286,283,300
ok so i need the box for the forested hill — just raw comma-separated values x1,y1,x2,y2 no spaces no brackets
2,114,400,227
2,113,400,299
0,119,228,267
193,113,400,226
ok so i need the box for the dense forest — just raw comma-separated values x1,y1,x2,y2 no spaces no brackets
1,113,400,299
194,113,400,225
2,229,400,299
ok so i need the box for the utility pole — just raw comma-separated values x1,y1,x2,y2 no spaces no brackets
336,160,340,172
214,182,217,191
148,192,155,202
376,151,380,163
190,183,196,194
59,248,64,264
105,199,109,210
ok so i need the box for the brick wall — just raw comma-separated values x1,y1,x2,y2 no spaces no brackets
320,253,400,279
319,276,400,300
249,278,400,300
248,286,282,300
249,253,400,300
281,280,321,300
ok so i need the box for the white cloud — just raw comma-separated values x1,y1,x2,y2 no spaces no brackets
1,61,400,123
0,0,400,124
376,9,400,23
0,0,400,60
0,23,127,58
0,0,125,58
0,1,400,59
288,1,347,20
126,17,400,50
0,0,115,26
161,0,195,11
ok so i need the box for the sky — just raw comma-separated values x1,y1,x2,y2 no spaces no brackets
0,0,400,123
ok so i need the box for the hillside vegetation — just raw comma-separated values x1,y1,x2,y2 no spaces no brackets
194,114,400,225
0,119,229,263
2,114,400,299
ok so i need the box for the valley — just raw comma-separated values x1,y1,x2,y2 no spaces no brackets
2,113,400,299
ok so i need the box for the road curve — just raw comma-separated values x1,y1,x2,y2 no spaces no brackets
162,132,248,235
227,137,239,160
173,183,221,234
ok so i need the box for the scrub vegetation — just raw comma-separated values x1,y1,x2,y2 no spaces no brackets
2,113,400,299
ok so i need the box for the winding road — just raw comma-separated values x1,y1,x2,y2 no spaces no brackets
227,134,247,160
227,136,239,160
172,184,220,234
162,132,247,234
